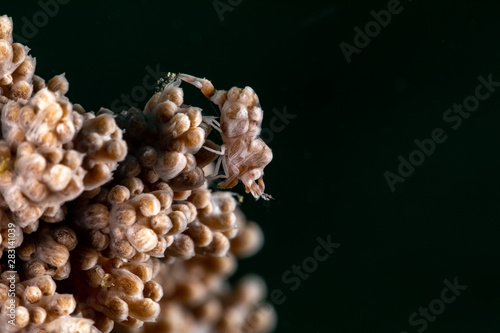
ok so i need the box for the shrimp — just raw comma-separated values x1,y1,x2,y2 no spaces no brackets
177,73,273,200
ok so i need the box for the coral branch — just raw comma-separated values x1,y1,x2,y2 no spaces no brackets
0,14,275,333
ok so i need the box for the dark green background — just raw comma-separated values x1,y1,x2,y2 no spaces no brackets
3,1,500,332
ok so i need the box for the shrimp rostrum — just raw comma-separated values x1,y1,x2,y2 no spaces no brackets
178,73,273,200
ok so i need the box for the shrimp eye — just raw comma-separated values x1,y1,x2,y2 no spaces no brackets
155,72,178,93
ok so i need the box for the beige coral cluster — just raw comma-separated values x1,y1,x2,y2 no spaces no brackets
140,212,274,333
0,16,34,107
0,14,275,333
0,272,95,333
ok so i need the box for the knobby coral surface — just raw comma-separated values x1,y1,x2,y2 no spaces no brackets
0,15,275,333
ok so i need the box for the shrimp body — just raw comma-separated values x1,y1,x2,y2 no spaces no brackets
178,74,273,200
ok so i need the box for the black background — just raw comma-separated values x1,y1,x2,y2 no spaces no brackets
3,1,500,332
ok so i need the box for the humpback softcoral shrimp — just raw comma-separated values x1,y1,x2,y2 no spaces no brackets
177,73,273,200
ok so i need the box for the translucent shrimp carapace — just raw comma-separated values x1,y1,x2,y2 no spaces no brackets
177,73,273,200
